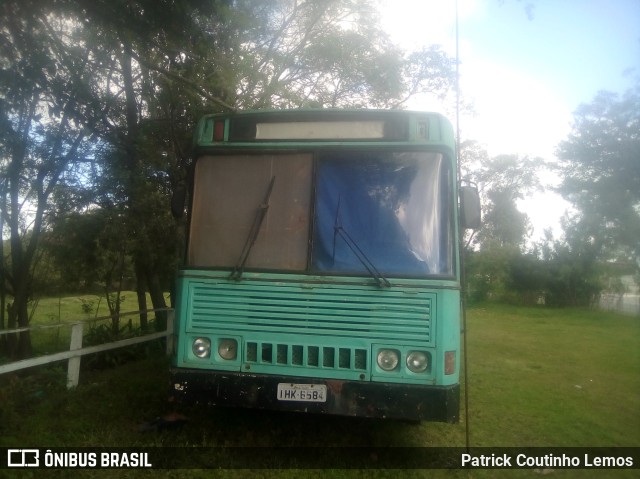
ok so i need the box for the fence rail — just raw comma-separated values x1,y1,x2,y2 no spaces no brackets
0,308,174,388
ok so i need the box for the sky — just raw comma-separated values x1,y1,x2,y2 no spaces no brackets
378,0,640,242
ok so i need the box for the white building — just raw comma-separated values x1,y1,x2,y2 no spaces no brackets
600,275,640,316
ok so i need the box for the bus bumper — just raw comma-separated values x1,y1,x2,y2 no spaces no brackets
169,368,459,423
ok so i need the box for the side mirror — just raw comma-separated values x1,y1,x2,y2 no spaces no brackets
460,184,481,230
171,185,187,219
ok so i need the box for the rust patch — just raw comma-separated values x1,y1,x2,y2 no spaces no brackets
325,380,345,395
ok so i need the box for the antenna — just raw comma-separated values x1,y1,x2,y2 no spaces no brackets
455,0,461,172
456,0,472,454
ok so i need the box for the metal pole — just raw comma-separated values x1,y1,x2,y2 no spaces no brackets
455,0,472,453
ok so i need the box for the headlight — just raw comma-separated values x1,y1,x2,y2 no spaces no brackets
218,338,238,360
192,337,211,358
406,351,429,373
377,349,399,371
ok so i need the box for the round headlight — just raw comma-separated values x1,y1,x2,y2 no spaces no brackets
192,337,211,358
377,349,399,371
406,351,429,373
218,338,238,360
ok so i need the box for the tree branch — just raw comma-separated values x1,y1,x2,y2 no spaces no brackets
129,50,236,112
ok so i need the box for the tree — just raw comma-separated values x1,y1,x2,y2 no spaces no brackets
459,142,544,302
459,139,542,252
1,0,461,356
556,82,640,267
48,0,460,318
35,0,242,325
46,207,137,331
0,0,98,357
474,153,542,249
234,0,456,109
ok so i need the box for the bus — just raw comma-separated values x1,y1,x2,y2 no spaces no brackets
170,109,480,422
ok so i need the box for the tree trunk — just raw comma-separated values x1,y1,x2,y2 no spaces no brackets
135,258,148,331
5,302,17,358
0,236,5,356
147,268,168,331
13,289,32,358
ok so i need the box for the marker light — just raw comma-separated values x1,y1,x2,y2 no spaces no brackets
406,351,429,373
377,349,400,371
444,350,456,375
192,338,211,358
213,120,225,141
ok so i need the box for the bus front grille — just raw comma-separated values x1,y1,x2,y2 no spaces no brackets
186,278,433,343
183,275,434,379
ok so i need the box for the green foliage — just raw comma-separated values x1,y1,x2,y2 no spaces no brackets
556,81,640,267
459,129,630,307
460,142,543,253
461,146,550,305
82,317,164,370
480,188,531,249
538,228,603,307
466,247,520,303
79,298,95,316
0,0,102,356
467,236,603,308
233,0,457,110
474,154,542,250
46,209,134,292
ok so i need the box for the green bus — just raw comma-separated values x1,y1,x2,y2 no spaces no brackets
170,109,479,422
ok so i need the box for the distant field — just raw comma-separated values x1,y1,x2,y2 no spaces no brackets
1,302,638,478
4,292,171,357
29,292,160,324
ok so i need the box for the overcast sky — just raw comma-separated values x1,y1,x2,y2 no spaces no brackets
379,0,640,240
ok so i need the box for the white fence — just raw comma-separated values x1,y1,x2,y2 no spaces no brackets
0,309,174,388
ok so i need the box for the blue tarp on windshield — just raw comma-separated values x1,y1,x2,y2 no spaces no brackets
312,152,453,277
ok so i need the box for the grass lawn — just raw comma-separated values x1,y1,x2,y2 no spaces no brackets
465,305,639,448
1,302,638,478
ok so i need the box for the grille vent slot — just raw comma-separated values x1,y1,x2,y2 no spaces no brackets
245,341,367,371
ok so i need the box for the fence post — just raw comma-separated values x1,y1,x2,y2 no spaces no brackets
166,310,174,356
67,323,84,389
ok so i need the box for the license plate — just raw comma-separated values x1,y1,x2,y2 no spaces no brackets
277,383,327,402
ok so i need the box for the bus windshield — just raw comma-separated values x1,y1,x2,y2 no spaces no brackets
188,150,454,277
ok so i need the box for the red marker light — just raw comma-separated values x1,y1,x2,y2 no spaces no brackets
213,120,225,141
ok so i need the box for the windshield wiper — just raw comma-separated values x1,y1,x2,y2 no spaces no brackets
230,176,276,281
332,196,391,288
